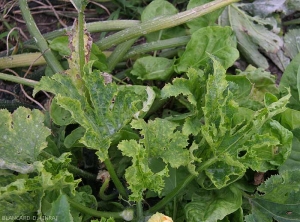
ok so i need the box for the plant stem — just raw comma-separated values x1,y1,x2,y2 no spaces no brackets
18,0,64,74
78,11,86,76
68,198,124,219
0,72,38,87
147,157,218,213
0,53,46,69
136,201,144,221
99,177,118,200
124,36,190,60
96,0,239,50
283,18,300,26
104,158,129,199
39,151,97,181
107,38,137,71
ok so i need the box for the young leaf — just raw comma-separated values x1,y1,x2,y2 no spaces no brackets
185,185,242,222
161,68,206,135
245,170,300,222
0,107,51,174
130,56,174,81
118,118,189,201
198,58,292,189
49,194,73,222
175,26,239,73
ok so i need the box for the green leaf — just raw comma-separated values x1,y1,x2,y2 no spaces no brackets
176,26,239,73
141,0,185,42
118,118,189,201
198,58,292,189
130,56,174,81
49,36,70,57
220,5,284,70
70,0,88,12
245,170,300,222
161,68,206,135
35,62,153,161
49,194,73,222
279,53,300,110
0,154,80,219
185,185,242,222
284,29,300,59
0,107,51,173
186,0,224,33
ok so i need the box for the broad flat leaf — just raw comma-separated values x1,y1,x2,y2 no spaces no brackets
185,185,242,222
0,107,51,174
161,68,206,135
118,118,189,201
284,29,300,59
49,194,73,222
198,58,292,189
240,0,286,18
245,170,300,222
176,26,239,73
130,56,174,81
141,0,185,42
279,129,300,172
280,108,300,130
279,53,300,110
221,5,284,70
186,0,224,33
34,62,154,161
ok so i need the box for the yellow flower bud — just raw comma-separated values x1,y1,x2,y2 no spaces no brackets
147,212,173,222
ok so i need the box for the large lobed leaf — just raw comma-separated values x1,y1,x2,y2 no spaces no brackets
245,170,300,222
118,118,190,201
34,62,153,161
0,107,51,174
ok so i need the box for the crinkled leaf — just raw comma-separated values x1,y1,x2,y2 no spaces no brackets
0,107,51,174
245,170,300,222
130,56,174,81
279,52,300,110
35,62,153,161
0,154,80,218
284,29,300,59
221,5,284,70
118,118,189,201
161,68,206,135
176,26,239,73
185,185,242,222
141,0,185,42
186,0,224,33
199,58,292,189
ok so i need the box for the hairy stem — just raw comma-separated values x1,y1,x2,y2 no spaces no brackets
107,38,137,71
0,53,46,69
0,72,38,87
104,158,129,199
96,0,239,50
147,157,218,213
99,177,118,201
68,198,124,219
78,10,86,76
18,0,64,74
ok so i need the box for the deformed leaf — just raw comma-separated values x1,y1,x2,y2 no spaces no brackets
245,170,300,222
176,26,239,73
118,118,190,201
161,68,206,135
0,107,51,174
35,62,153,161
